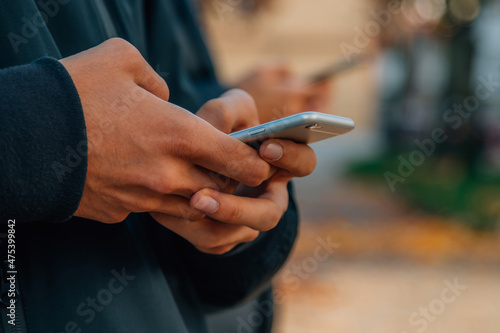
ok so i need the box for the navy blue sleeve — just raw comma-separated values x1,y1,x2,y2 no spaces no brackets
181,183,298,312
0,57,87,223
144,182,299,313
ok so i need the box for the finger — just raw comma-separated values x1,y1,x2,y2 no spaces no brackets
114,187,206,220
190,178,289,231
219,89,260,131
167,107,274,187
201,243,241,255
133,64,170,102
172,164,237,196
192,130,273,187
150,213,260,254
147,195,206,220
145,104,273,188
197,89,259,133
135,161,232,197
196,169,240,194
126,53,170,102
259,139,317,177
107,38,170,102
60,38,170,103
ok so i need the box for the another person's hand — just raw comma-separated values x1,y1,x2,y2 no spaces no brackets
60,38,272,224
151,91,316,254
236,62,331,123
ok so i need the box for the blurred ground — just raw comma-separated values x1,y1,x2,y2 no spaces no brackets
203,0,500,332
275,175,500,333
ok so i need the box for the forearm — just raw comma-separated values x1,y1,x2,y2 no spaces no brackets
0,58,86,223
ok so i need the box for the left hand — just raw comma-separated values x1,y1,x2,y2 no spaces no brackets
151,139,316,254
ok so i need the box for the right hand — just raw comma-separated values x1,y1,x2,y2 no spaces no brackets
60,38,271,223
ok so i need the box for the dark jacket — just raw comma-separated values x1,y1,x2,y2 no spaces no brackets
0,0,298,332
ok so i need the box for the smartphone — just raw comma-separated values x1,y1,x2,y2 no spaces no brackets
308,54,370,83
230,112,355,147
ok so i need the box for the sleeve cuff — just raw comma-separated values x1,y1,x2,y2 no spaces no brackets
0,57,87,223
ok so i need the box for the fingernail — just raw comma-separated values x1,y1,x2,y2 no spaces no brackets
193,195,219,214
262,142,283,161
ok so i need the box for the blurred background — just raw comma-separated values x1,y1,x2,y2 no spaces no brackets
200,0,500,332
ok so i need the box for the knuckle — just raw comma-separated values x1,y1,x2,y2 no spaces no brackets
229,88,259,116
123,200,143,213
197,234,220,250
106,38,143,70
196,245,232,255
106,210,129,224
145,165,187,195
105,38,135,54
215,245,236,254
306,155,317,175
204,99,233,124
261,211,282,231
228,88,255,104
247,161,268,186
138,197,167,215
142,197,162,212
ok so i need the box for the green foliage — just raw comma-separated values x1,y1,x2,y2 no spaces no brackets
348,151,500,231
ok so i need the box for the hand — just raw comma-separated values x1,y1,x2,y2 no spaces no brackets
236,62,332,123
151,139,316,254
151,91,317,254
189,139,316,227
150,88,262,254
60,38,272,223
196,89,260,134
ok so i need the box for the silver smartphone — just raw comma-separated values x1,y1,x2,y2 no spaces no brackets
229,112,355,146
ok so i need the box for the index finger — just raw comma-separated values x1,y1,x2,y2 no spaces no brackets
259,139,317,178
189,120,273,187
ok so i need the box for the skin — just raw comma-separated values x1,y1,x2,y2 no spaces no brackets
61,38,317,255
152,91,317,255
61,38,272,224
236,62,332,124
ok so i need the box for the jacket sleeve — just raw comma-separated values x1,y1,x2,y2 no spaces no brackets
0,58,87,223
183,184,298,312
145,182,299,313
